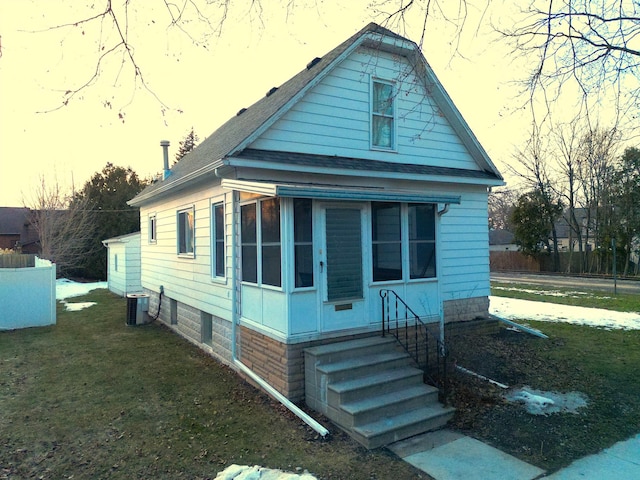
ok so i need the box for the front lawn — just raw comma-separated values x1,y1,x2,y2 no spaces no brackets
0,289,423,479
445,281,640,472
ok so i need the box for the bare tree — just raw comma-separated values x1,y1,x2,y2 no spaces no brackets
509,123,563,270
24,177,97,277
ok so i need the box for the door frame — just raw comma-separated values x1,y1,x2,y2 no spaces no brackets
316,201,370,333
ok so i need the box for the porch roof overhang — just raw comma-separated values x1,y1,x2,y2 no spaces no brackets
221,179,461,204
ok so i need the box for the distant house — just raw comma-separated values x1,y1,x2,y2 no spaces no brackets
129,23,504,447
555,209,595,252
102,232,142,296
489,229,517,251
0,207,40,253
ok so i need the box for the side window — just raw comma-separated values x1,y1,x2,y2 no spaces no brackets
293,198,313,288
149,214,157,243
177,207,195,256
409,204,436,278
371,80,395,149
212,203,225,277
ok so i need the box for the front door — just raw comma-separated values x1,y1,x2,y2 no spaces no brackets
319,204,368,332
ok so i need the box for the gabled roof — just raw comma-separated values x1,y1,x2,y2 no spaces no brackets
0,207,30,235
130,23,502,206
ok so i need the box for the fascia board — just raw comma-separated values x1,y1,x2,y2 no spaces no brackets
225,157,505,187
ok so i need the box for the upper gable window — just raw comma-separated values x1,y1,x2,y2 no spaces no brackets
371,80,395,150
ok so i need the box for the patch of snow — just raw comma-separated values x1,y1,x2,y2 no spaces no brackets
64,302,97,312
505,387,588,416
56,278,107,301
490,296,640,330
493,286,611,300
214,464,317,480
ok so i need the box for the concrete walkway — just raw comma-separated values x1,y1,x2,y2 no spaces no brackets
389,430,640,480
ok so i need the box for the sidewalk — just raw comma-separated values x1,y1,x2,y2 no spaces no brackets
389,430,640,480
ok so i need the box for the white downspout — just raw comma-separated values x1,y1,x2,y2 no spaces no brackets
229,190,329,438
437,203,450,351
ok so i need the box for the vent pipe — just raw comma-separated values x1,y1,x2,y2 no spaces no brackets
160,140,171,180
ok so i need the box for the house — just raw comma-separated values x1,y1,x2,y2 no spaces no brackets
554,209,595,252
102,232,142,296
489,228,517,251
0,207,40,253
129,23,504,447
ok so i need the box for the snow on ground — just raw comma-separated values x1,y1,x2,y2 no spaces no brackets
214,465,317,480
490,296,640,331
505,387,589,416
56,278,107,311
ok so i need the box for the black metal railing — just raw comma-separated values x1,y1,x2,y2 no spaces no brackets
379,289,448,403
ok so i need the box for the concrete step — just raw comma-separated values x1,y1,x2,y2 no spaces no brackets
327,366,425,406
316,350,412,383
305,336,399,365
352,404,456,450
337,384,440,428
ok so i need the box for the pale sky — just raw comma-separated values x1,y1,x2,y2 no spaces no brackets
0,1,534,207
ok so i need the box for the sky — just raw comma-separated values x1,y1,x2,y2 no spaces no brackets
0,1,548,207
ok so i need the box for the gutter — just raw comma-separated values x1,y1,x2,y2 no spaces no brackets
228,189,329,438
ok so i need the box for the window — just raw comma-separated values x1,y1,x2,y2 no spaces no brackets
177,207,195,255
294,198,313,288
372,80,395,149
114,253,119,272
149,214,157,243
371,202,436,281
261,198,281,287
372,202,402,281
240,198,281,287
201,312,212,346
409,204,436,279
212,203,225,277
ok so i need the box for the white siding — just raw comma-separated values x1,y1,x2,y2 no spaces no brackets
250,47,480,171
105,233,141,297
438,186,491,301
139,185,233,321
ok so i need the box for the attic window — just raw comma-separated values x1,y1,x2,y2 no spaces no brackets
266,87,278,97
371,80,395,150
306,57,321,69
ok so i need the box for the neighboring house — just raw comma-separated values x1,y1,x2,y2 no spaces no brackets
0,207,40,253
489,229,517,251
129,23,504,447
554,209,595,252
102,232,142,296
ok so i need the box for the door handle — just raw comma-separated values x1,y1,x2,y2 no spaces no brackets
320,261,324,273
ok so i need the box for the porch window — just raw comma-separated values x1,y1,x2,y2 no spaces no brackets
409,203,436,278
294,198,313,288
240,203,257,283
212,202,225,277
261,198,281,287
372,80,395,149
240,198,281,287
177,207,194,256
371,202,437,281
372,202,402,281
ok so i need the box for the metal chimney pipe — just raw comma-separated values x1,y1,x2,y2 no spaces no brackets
160,140,170,179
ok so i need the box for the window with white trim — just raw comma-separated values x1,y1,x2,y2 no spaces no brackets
149,214,157,243
212,202,225,277
293,198,313,288
371,202,436,281
177,207,195,255
240,198,281,287
371,80,395,149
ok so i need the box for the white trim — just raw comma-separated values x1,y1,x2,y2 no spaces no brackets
222,179,461,204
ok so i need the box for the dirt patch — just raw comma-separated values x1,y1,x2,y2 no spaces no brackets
444,326,604,472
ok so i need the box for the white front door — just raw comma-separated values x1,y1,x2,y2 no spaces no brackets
319,204,368,332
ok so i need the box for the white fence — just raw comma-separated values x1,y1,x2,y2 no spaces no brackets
0,257,56,330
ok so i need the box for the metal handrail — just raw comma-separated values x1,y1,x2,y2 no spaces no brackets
379,289,447,402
